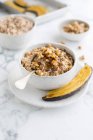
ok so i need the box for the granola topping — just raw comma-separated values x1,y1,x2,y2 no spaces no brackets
21,44,74,76
64,21,89,34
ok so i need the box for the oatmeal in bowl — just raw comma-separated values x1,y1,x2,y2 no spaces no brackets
0,16,34,35
20,43,78,90
60,19,89,41
21,44,74,76
0,14,35,50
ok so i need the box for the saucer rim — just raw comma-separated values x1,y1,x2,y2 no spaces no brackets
8,62,90,108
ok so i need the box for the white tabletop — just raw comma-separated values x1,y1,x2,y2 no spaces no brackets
0,1,93,140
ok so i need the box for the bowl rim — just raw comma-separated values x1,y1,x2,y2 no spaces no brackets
59,19,90,35
19,42,78,78
0,14,36,37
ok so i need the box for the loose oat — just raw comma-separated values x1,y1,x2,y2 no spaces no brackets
21,44,74,76
60,41,65,44
0,16,34,35
79,55,85,61
78,46,82,50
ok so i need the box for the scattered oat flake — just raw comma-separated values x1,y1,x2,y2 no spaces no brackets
79,55,85,61
78,46,82,50
60,41,65,44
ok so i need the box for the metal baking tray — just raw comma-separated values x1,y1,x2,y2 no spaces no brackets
30,0,69,24
0,0,69,24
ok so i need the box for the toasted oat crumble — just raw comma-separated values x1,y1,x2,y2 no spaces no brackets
0,16,34,35
64,21,88,34
21,44,74,76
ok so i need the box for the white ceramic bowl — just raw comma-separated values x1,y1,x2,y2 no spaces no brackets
20,43,78,90
60,19,90,41
0,14,36,50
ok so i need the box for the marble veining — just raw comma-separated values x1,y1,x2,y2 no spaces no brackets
0,35,93,140
0,47,40,140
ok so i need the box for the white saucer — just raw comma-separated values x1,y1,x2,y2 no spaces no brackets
8,63,90,108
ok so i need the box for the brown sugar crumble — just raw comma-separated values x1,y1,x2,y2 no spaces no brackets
21,44,74,76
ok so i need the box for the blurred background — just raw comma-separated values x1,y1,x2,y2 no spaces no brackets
0,0,93,20
58,0,93,20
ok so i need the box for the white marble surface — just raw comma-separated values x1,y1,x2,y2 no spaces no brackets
0,1,93,140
